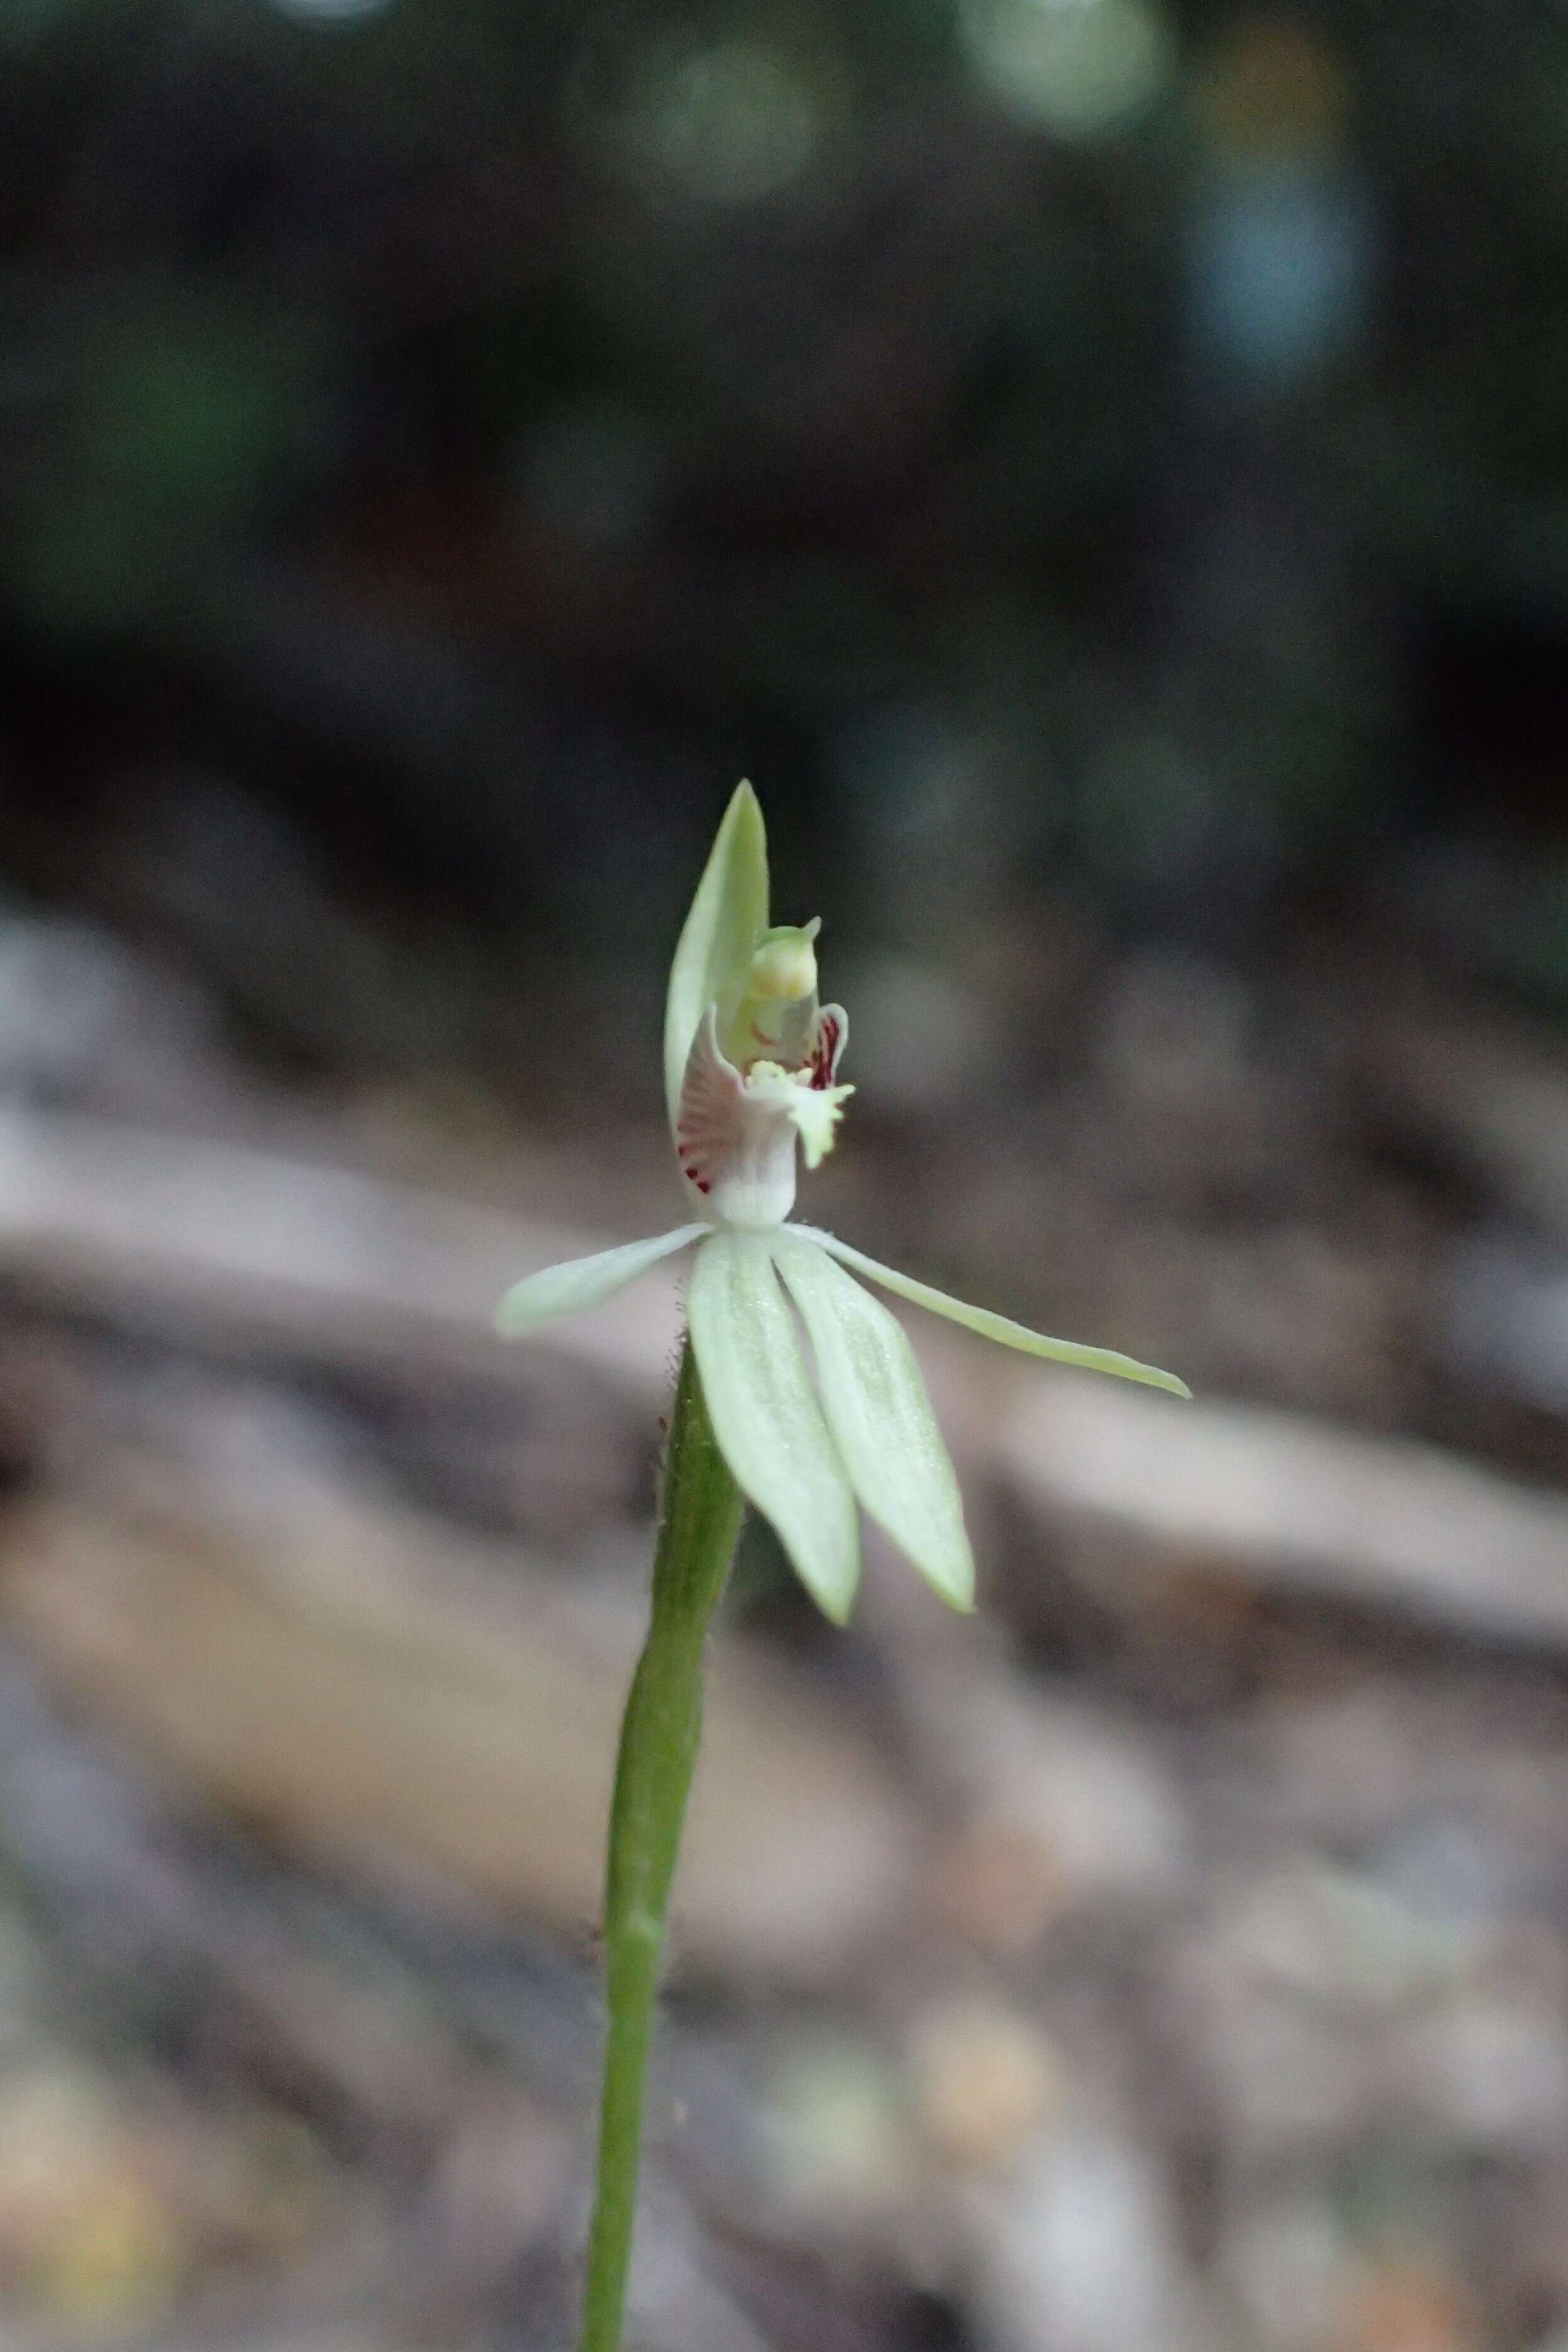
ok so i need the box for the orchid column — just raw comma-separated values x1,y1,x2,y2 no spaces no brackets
498,783,1188,2352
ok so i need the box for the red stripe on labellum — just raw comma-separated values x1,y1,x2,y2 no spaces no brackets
677,1137,710,1191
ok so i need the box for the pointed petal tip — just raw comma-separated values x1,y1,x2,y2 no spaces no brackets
1092,1358,1193,1400
913,1555,977,1614
495,1272,559,1336
719,777,765,851
494,1289,554,1339
1120,1361,1192,1399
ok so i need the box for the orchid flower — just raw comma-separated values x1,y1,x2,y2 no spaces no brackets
498,781,1187,1625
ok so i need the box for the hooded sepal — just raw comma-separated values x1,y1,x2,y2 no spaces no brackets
664,783,769,1130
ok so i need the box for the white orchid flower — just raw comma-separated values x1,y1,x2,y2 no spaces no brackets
498,781,1187,1624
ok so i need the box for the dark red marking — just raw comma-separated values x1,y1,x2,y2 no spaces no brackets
810,1011,841,1089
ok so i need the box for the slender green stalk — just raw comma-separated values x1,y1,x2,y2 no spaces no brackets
577,1334,744,2352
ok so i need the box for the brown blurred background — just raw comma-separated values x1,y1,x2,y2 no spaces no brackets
0,1,1567,2347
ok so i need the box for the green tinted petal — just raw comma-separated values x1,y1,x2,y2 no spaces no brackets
688,1229,860,1623
771,1232,974,1611
664,782,770,1129
496,1225,705,1334
800,1229,1191,1399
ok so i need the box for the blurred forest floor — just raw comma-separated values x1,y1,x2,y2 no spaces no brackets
0,776,1560,2352
6,0,1568,2343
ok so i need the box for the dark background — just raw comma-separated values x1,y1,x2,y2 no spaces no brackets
0,4,1566,2349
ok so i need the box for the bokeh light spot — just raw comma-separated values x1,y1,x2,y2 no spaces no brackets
1193,16,1350,165
962,0,1176,138
616,37,822,204
1189,166,1373,387
265,0,392,29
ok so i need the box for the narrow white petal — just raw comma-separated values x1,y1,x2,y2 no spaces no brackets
772,1232,974,1612
799,1229,1192,1399
688,1230,861,1623
664,783,770,1130
496,1226,705,1334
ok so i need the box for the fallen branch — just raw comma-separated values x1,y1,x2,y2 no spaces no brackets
1002,1374,1568,1650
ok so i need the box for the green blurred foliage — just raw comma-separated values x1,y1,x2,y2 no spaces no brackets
7,294,323,629
0,0,1563,970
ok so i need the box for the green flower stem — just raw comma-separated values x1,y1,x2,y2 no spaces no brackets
577,1333,744,2352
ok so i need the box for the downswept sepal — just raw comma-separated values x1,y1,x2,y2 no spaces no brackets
771,1230,974,1611
688,1229,861,1622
